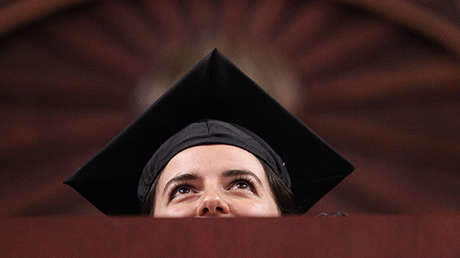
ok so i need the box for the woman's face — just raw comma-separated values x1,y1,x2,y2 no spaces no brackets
153,144,280,217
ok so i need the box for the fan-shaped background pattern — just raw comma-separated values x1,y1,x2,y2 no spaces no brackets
0,0,459,216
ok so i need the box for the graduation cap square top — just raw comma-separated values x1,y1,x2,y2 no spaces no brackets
65,49,354,215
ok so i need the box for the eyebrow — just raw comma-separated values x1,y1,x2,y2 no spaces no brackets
222,170,263,185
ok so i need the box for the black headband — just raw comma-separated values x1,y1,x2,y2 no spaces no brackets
138,119,291,204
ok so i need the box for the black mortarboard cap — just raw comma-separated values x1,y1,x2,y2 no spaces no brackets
65,49,354,215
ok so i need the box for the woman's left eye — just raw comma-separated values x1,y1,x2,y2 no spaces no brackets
235,181,249,189
230,180,253,191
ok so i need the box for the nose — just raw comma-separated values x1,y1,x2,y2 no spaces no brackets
196,190,230,217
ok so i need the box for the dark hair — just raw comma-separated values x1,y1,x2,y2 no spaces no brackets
142,158,295,215
259,160,295,215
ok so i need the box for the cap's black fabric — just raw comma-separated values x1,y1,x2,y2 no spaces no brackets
138,119,291,204
64,49,354,215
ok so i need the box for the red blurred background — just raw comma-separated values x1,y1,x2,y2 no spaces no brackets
0,0,459,216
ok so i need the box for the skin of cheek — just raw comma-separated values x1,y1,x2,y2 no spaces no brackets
228,198,280,217
156,203,197,217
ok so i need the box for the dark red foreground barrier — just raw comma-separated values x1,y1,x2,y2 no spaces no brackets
1,214,459,257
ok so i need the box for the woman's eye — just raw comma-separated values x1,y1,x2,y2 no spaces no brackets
177,186,191,194
235,181,249,189
170,185,193,200
230,180,253,191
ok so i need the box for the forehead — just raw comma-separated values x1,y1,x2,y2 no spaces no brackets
158,144,265,181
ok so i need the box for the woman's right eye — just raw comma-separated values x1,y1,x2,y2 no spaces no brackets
170,184,193,200
177,185,191,194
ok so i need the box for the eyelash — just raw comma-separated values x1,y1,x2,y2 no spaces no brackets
168,177,257,201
